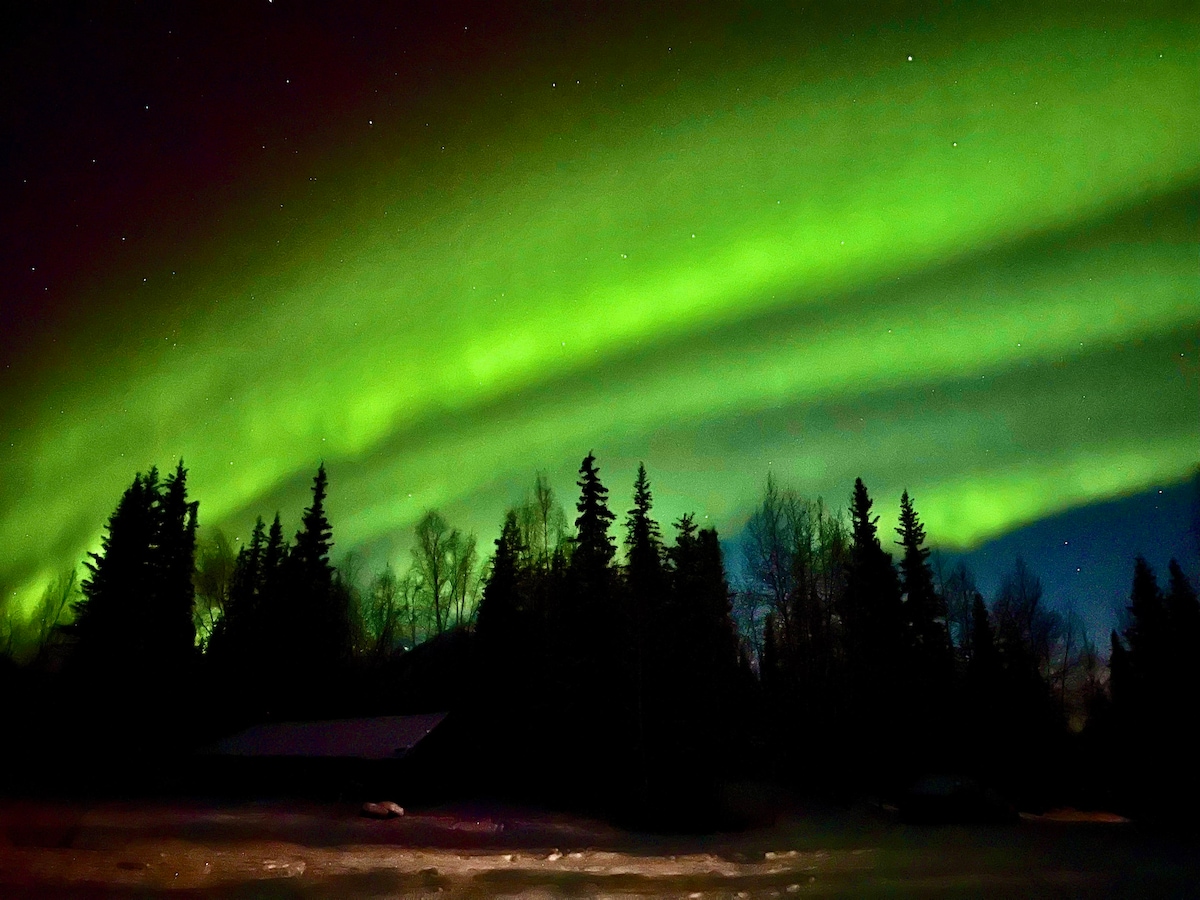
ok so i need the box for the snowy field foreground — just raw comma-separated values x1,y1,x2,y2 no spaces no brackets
0,799,1194,898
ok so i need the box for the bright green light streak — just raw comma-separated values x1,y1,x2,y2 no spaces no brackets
2,10,1197,617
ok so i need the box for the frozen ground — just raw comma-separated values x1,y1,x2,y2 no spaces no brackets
0,798,1194,898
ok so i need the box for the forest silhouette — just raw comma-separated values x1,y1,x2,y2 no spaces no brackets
1,453,1195,824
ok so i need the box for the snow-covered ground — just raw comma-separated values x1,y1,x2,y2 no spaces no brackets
0,798,1191,897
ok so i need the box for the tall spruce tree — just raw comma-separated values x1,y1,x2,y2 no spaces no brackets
844,478,903,681
625,463,664,583
68,462,199,723
71,470,159,676
567,452,618,658
623,464,666,690
841,478,904,778
1164,559,1200,699
1117,556,1168,711
476,510,524,648
673,521,739,714
283,465,349,698
622,464,667,795
291,464,334,585
1111,557,1196,727
155,461,199,666
1107,557,1195,810
472,509,534,791
895,490,950,689
209,516,265,664
572,451,617,577
258,512,289,666
564,452,622,798
1166,559,1199,636
263,513,287,579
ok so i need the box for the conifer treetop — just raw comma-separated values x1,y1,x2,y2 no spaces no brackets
573,451,616,568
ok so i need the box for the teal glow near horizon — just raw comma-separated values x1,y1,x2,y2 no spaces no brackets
1,3,1197,618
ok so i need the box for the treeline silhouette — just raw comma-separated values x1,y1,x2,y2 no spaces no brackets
1,453,1195,822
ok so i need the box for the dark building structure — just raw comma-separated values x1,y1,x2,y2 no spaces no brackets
204,712,454,801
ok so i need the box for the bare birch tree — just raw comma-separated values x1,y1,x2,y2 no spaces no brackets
194,529,236,649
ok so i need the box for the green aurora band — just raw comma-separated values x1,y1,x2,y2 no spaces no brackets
2,3,1197,617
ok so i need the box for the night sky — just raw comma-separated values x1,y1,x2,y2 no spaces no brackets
2,2,1196,645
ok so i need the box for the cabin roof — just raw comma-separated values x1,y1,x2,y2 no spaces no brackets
208,712,448,761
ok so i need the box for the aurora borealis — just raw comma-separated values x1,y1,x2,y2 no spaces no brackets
2,2,1197,633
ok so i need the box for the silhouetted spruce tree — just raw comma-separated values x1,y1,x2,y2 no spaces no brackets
564,452,621,800
1116,557,1168,718
67,463,198,733
672,519,740,699
572,451,617,580
625,464,664,585
1166,559,1199,617
155,461,199,670
1102,624,1132,789
622,464,674,804
263,512,287,580
895,490,951,750
623,463,665,653
205,516,271,724
1108,557,1198,811
666,512,697,574
281,465,350,712
234,517,267,612
255,513,289,693
70,470,159,679
665,511,702,701
695,527,739,672
666,516,742,796
896,491,949,665
291,464,334,584
476,510,525,651
841,478,905,781
207,517,264,666
1166,559,1199,632
472,509,534,792
1164,559,1200,700
567,451,619,634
